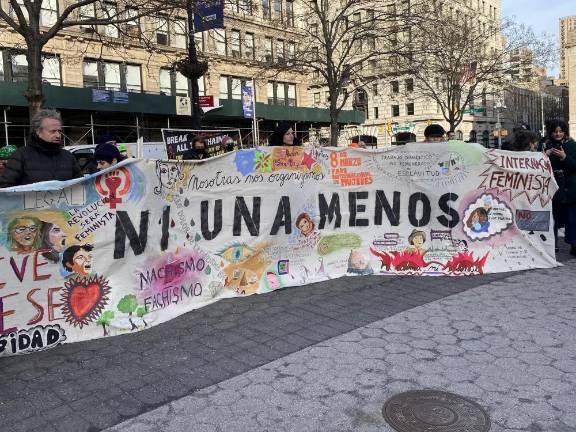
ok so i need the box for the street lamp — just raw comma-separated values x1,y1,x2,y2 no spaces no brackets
494,100,506,149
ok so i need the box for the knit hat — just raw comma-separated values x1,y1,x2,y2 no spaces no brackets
0,144,17,160
424,124,446,138
94,143,122,164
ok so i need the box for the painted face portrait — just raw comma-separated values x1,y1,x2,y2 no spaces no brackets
9,217,42,253
71,249,93,276
296,213,315,237
155,161,183,193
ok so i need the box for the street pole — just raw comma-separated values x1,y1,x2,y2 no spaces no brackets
4,109,9,146
186,0,202,129
497,109,502,150
90,114,95,145
252,78,257,147
540,93,545,137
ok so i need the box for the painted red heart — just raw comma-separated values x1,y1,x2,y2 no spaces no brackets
69,282,102,319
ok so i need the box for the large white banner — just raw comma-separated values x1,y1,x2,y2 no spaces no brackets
0,143,558,357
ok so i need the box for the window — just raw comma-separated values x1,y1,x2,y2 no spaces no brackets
245,33,255,59
0,51,4,81
83,60,139,91
83,61,99,87
11,54,28,82
42,56,61,85
195,31,204,51
214,29,226,55
276,39,285,63
366,36,376,51
103,3,118,38
373,107,379,119
173,19,187,49
406,103,414,115
104,62,121,90
40,0,58,26
10,0,29,21
274,0,282,20
241,0,253,14
220,75,249,100
125,64,141,92
230,30,241,57
79,2,95,32
198,76,205,96
405,78,414,92
175,72,189,96
156,16,169,45
287,83,296,106
286,0,294,26
287,42,295,64
262,0,270,19
160,69,172,95
125,8,140,37
264,37,273,62
267,82,274,104
313,92,321,104
391,104,400,116
391,80,399,93
372,83,378,95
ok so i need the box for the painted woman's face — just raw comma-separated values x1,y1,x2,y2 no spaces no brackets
11,219,38,250
298,218,312,235
48,225,67,252
471,213,480,224
413,235,424,247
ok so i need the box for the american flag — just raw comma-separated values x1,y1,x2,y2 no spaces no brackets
460,62,477,85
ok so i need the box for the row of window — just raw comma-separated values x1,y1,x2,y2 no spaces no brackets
218,75,297,106
211,29,296,64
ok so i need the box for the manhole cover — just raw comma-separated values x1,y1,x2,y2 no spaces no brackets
382,390,490,432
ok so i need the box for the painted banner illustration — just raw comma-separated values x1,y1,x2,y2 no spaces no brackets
0,143,559,357
161,128,242,159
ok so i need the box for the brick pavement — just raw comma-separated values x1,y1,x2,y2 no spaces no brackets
0,247,574,432
104,255,576,432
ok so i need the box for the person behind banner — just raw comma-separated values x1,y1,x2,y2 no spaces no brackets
423,124,446,143
0,109,81,188
511,130,539,152
94,143,124,171
269,123,301,146
183,137,209,160
543,120,576,255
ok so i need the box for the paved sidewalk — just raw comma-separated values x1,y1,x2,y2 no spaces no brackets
105,262,576,432
0,248,574,432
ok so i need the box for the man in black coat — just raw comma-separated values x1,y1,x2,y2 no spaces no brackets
0,109,81,188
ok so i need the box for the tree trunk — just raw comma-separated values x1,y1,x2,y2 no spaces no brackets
26,42,45,124
329,101,339,147
101,324,108,336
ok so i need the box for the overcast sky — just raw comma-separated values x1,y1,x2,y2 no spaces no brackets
502,0,575,77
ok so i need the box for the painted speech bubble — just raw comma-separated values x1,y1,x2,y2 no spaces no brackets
462,194,513,241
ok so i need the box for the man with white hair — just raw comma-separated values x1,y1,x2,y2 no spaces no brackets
0,109,81,187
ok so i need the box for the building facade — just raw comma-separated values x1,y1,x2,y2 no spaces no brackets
312,0,504,147
560,15,576,85
0,0,362,147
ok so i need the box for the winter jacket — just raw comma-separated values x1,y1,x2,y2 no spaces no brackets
0,134,82,188
182,148,208,160
546,137,576,205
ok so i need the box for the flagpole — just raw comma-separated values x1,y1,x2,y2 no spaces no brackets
252,78,258,147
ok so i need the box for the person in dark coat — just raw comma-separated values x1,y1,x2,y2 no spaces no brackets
183,137,209,160
511,130,539,152
423,124,446,142
269,122,301,146
0,109,81,188
544,120,576,255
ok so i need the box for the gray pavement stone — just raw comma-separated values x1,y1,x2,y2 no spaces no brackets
103,258,576,432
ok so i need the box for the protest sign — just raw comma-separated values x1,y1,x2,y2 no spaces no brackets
0,143,558,357
161,128,242,159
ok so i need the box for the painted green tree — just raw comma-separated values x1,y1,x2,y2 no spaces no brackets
136,307,148,328
117,295,138,331
95,311,115,336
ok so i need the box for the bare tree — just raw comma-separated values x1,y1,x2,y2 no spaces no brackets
0,0,182,119
388,0,556,133
268,0,425,146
